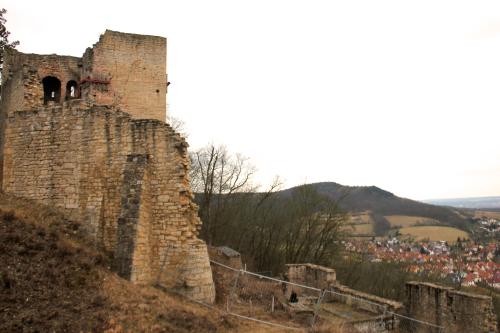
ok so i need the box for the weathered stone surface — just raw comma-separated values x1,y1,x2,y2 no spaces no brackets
406,281,498,333
81,30,167,121
328,283,403,314
208,246,243,304
285,263,403,314
157,240,215,303
0,30,214,303
1,30,166,122
286,263,336,295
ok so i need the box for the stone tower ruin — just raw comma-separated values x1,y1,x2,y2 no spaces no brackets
0,30,215,302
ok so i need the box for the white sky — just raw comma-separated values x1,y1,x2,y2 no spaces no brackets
3,0,500,200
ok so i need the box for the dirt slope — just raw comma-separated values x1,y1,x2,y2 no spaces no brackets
0,192,287,333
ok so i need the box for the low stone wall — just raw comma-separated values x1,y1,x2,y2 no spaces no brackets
285,263,402,315
406,281,498,333
286,263,336,297
348,314,398,333
328,284,403,314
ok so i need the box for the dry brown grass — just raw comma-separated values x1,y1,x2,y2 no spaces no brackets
0,191,323,333
385,215,440,228
473,210,500,220
399,226,469,243
351,223,374,235
347,212,375,236
350,212,373,224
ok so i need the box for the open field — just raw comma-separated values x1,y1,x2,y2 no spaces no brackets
385,215,440,228
399,226,469,243
349,212,373,224
473,210,500,220
350,223,374,235
347,212,375,236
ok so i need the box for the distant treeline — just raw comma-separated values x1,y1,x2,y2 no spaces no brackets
194,185,349,274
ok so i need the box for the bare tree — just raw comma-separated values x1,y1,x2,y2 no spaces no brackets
166,114,188,139
190,144,257,244
189,145,348,273
282,184,348,265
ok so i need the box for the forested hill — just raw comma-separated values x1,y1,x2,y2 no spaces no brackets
278,182,469,229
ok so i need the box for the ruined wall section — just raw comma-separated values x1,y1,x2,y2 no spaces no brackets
1,48,80,112
2,101,213,301
157,241,216,303
286,263,402,314
0,49,25,117
2,101,128,248
0,50,81,186
406,282,497,333
286,263,337,293
0,50,24,187
114,154,151,281
82,30,167,122
329,284,403,314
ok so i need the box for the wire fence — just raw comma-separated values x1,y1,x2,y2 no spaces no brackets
208,259,445,333
154,243,444,333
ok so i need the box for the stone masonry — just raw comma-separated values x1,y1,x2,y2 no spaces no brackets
0,30,215,303
285,263,337,297
285,263,402,314
406,281,497,333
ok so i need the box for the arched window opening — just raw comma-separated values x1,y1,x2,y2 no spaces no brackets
42,76,61,105
66,80,78,100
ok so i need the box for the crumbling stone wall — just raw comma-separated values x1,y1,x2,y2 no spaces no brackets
1,30,166,123
1,101,214,302
328,284,403,314
208,246,243,269
157,241,216,301
0,50,81,185
81,30,167,121
1,49,80,111
285,263,402,314
0,30,215,303
406,281,498,333
207,246,243,304
286,263,336,296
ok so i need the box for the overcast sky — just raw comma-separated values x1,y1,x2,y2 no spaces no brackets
3,0,500,200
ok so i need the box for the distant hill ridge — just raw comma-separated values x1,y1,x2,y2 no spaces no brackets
423,196,500,209
280,182,469,230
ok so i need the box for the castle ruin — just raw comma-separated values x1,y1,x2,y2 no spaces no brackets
0,30,215,302
406,281,497,333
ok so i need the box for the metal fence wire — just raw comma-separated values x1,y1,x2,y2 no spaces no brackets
176,259,445,333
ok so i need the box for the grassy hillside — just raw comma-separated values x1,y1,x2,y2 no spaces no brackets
0,192,291,333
